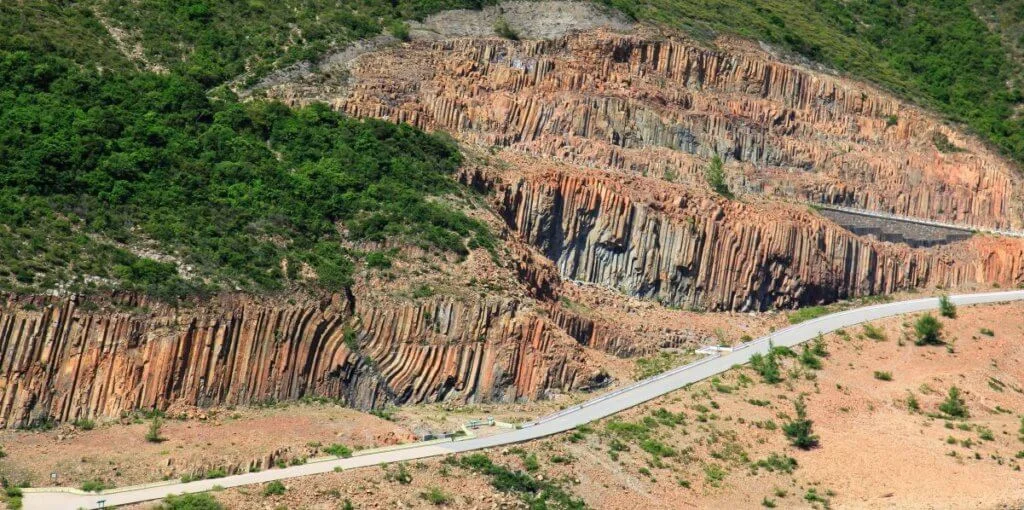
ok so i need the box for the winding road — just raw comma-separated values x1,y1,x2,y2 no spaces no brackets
22,290,1024,509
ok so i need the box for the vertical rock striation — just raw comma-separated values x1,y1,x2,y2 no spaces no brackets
0,293,594,428
495,166,1024,311
271,30,1023,229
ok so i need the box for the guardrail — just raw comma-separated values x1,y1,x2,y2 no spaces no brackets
811,203,1024,238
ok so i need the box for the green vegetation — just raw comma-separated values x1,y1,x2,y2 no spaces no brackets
782,395,819,449
601,0,1024,165
420,486,453,505
146,417,165,443
493,16,520,40
703,463,727,486
862,323,886,341
324,444,354,458
81,480,107,492
749,348,783,384
787,306,829,324
0,5,491,301
452,453,586,509
635,352,684,379
980,327,995,337
798,344,822,370
938,295,957,319
939,386,969,419
751,453,798,474
263,481,286,496
385,463,414,484
73,418,96,430
704,155,732,198
160,493,224,510
873,370,892,381
914,314,944,345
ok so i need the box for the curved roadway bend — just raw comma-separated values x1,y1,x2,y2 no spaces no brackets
24,291,1024,509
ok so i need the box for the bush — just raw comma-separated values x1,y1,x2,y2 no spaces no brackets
750,350,782,384
914,314,943,345
81,480,107,492
160,493,224,510
873,370,892,381
938,295,957,318
799,344,822,370
704,155,732,198
263,481,286,496
939,386,969,419
73,418,96,430
862,323,886,341
493,17,519,40
389,20,411,42
421,486,452,505
980,328,994,337
782,396,819,449
324,444,353,458
146,417,165,443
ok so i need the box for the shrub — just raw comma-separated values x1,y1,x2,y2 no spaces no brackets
160,493,224,510
799,344,822,370
493,17,519,40
705,155,732,198
263,481,286,496
752,453,798,474
782,396,819,449
749,350,782,384
324,444,353,458
873,371,892,381
420,487,452,505
73,418,96,430
81,480,107,492
522,453,540,472
914,314,943,345
939,386,969,419
938,295,957,318
862,323,886,341
811,334,828,357
385,463,413,484
980,328,994,337
146,417,165,443
388,20,410,42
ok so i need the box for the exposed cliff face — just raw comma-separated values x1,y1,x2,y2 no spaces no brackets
268,30,1023,229
0,293,598,428
494,164,1024,311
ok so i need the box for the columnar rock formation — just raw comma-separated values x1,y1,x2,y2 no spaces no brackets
0,293,597,428
268,30,1023,229
494,164,1024,310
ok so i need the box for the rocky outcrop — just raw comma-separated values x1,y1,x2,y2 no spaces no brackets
496,167,1024,311
0,293,596,428
269,30,1023,229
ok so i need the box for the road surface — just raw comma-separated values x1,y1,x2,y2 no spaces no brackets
22,290,1024,509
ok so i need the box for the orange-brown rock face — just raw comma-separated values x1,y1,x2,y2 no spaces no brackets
0,294,597,428
494,164,1024,311
269,30,1023,229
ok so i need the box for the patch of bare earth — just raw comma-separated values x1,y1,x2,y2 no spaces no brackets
0,403,412,489
143,301,1024,510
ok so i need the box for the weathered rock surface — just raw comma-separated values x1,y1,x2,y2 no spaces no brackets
268,30,1023,229
494,164,1024,311
0,293,596,428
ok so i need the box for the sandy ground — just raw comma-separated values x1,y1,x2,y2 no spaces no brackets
0,403,414,489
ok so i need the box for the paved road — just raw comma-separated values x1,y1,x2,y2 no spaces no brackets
23,290,1024,509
